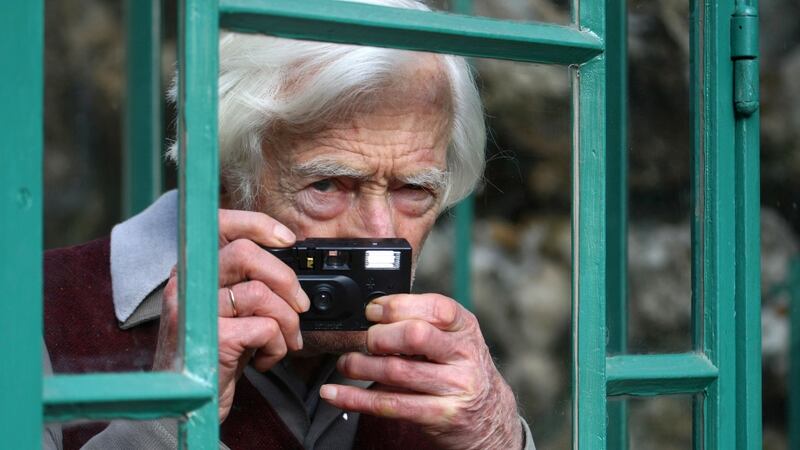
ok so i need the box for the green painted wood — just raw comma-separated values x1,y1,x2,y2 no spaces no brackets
43,373,214,422
788,258,800,450
690,0,738,447
733,78,762,450
573,1,607,447
124,0,163,218
730,6,758,59
731,5,759,117
453,198,473,309
450,0,473,311
218,0,602,65
451,0,472,15
177,0,220,446
606,354,718,397
732,3,761,447
604,0,628,446
0,0,766,447
688,0,704,445
6,0,762,446
0,0,43,446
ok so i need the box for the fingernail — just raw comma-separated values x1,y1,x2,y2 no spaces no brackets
365,303,383,321
296,333,304,350
319,385,337,400
275,225,296,245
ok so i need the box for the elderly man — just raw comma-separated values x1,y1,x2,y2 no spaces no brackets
43,0,536,448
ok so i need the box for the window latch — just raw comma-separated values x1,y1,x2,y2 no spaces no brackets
731,6,759,116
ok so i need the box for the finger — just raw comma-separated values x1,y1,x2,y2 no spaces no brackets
218,317,287,371
218,239,310,313
164,272,178,303
218,281,303,351
367,320,467,362
366,294,469,332
153,276,180,371
336,352,469,396
218,209,296,248
318,384,455,426
370,383,416,395
251,340,288,373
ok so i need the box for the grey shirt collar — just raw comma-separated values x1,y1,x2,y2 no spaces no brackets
110,190,178,323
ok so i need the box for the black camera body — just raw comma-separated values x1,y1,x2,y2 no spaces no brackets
266,238,412,331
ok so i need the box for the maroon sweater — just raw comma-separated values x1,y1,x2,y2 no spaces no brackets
44,237,437,450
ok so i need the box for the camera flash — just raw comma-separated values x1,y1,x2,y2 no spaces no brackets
365,250,400,269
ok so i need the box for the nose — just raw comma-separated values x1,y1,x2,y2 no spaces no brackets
358,195,396,238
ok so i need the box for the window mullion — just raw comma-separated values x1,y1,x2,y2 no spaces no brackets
177,0,220,446
573,0,608,447
692,0,739,447
123,0,163,218
604,0,629,445
0,0,44,447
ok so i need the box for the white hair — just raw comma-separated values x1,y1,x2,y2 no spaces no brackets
168,0,485,211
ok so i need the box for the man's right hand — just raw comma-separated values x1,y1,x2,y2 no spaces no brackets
153,209,310,422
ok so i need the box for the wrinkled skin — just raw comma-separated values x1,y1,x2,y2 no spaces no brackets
153,55,522,448
326,293,523,449
154,209,310,421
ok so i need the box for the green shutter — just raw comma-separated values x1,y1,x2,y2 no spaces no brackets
1,0,763,447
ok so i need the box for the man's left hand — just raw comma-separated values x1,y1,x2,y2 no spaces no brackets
319,294,522,450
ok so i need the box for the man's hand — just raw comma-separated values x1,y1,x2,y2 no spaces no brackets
153,209,310,422
320,294,522,450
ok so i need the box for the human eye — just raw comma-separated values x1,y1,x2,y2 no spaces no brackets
310,179,337,192
400,183,435,199
295,178,350,220
391,183,438,216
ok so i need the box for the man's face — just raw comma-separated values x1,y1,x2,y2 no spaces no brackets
256,56,452,266
251,56,453,354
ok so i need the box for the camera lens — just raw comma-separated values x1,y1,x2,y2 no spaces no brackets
312,286,334,312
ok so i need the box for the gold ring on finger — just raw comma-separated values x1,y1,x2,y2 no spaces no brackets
227,287,239,318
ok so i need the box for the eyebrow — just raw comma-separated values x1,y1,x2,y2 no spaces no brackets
292,157,449,193
403,169,449,193
293,158,369,181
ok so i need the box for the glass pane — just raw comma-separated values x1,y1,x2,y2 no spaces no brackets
45,419,179,449
43,0,177,374
626,0,692,354
760,0,800,448
415,60,573,448
429,0,571,25
608,395,694,448
44,0,125,249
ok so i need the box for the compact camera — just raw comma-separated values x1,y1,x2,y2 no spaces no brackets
265,238,412,331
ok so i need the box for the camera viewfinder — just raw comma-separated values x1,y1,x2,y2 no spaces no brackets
323,250,349,270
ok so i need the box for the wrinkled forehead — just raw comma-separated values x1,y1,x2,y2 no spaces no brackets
374,53,454,114
267,51,454,155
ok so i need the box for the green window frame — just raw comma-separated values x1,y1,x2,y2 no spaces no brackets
0,0,762,448
123,0,164,218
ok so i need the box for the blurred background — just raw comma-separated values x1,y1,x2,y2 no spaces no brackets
44,0,799,448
